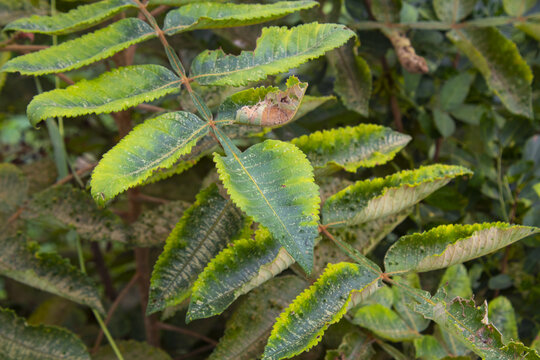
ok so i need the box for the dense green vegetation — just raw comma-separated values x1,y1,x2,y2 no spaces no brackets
0,0,539,359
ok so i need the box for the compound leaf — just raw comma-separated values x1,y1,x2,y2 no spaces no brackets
209,276,307,360
0,307,91,360
27,65,181,126
0,234,104,314
187,228,295,321
164,1,317,35
384,223,540,274
190,22,355,86
216,76,307,128
22,185,127,243
262,262,382,360
322,165,471,228
214,137,320,273
448,27,533,118
291,124,411,176
91,111,208,204
148,184,247,314
2,18,155,75
3,0,136,35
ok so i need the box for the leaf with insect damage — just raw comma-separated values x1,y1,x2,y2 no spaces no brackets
216,76,307,128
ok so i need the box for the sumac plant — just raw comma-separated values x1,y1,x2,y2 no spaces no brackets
0,0,539,359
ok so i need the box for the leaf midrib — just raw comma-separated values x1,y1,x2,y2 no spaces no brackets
124,121,209,177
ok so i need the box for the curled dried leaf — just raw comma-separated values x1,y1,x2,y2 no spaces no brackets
236,78,307,127
388,32,428,74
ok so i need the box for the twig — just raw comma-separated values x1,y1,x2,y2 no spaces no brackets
0,44,48,52
174,344,215,360
150,5,170,17
55,73,75,85
53,163,96,186
91,242,117,301
92,273,140,353
157,322,218,346
137,103,167,112
433,137,443,162
135,193,170,204
75,236,125,360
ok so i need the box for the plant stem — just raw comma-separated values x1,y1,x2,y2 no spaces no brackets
496,147,509,222
74,236,125,360
34,77,69,179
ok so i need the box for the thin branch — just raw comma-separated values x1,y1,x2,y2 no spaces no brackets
53,163,96,186
0,44,48,52
91,242,117,301
150,5,170,17
55,73,75,85
92,272,140,353
174,344,215,360
135,193,170,204
157,322,218,346
137,103,167,112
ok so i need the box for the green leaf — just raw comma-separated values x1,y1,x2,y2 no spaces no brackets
291,124,411,176
0,307,91,360
488,296,518,344
215,76,307,128
414,335,448,360
433,0,477,23
516,21,540,42
262,262,382,360
22,185,127,243
439,72,475,112
187,227,294,321
190,22,355,86
208,276,307,360
163,1,317,35
448,27,533,118
0,235,104,313
2,18,155,75
371,0,401,23
433,109,456,138
148,184,247,314
322,164,472,228
93,340,171,360
438,264,472,298
90,111,208,204
27,65,181,126
412,288,540,360
3,0,136,35
129,200,191,247
503,0,536,16
214,138,320,273
293,95,335,120
392,273,430,332
352,303,421,341
384,223,540,274
327,42,372,117
325,331,375,360
0,163,28,218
